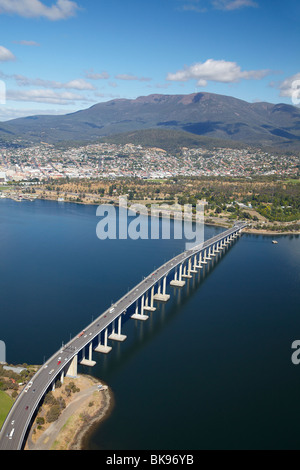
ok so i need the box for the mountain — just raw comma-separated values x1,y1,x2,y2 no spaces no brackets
97,128,247,153
1,92,300,150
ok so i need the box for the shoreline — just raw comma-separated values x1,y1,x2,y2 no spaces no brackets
26,374,114,451
2,194,300,236
71,385,115,451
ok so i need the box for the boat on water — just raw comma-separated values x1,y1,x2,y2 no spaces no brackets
272,240,278,244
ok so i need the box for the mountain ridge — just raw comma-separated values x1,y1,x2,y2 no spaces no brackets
1,92,300,150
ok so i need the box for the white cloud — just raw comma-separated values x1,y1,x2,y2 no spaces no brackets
179,1,208,13
212,0,258,10
0,106,70,121
115,74,152,82
167,59,270,86
14,40,40,46
177,0,258,13
153,83,173,89
276,73,300,106
95,92,120,99
0,45,16,62
12,75,95,90
85,70,110,80
0,0,79,21
64,79,95,90
7,89,90,105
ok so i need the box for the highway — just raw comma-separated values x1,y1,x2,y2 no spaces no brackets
0,222,246,450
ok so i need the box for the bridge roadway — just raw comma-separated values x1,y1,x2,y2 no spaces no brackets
0,222,247,450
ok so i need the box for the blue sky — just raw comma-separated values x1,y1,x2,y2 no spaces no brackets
0,0,299,120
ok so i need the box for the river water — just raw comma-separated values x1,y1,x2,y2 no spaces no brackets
0,198,299,450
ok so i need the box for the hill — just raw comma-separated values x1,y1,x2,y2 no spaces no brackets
96,128,247,152
1,92,300,150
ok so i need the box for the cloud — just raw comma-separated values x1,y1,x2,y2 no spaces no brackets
177,0,258,13
166,59,270,86
154,83,173,89
95,92,120,99
115,74,152,82
212,0,258,10
12,75,95,90
0,106,70,121
178,1,208,13
275,73,300,105
0,45,16,62
7,88,90,105
64,79,95,90
0,0,79,21
13,40,40,46
85,70,110,80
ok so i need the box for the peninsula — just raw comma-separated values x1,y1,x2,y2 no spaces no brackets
0,364,112,451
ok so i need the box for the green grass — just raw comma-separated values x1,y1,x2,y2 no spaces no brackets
284,178,300,184
0,391,14,429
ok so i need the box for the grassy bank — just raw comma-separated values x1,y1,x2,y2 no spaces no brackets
0,391,14,429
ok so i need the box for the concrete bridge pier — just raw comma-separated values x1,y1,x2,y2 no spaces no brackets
210,244,217,257
109,315,127,342
131,297,149,321
95,328,112,354
153,275,170,302
195,251,204,269
182,258,193,278
214,242,221,253
66,354,78,378
144,286,157,312
190,255,198,273
202,249,208,264
80,342,96,367
170,263,186,287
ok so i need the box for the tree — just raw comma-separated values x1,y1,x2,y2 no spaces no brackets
46,405,61,423
44,391,56,406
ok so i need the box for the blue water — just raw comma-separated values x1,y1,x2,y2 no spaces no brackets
0,199,300,450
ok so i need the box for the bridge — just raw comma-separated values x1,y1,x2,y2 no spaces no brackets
0,222,247,450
